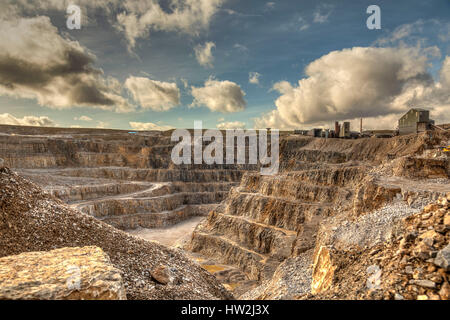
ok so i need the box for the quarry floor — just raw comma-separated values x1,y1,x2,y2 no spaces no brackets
2,128,448,300
127,216,204,247
127,217,260,297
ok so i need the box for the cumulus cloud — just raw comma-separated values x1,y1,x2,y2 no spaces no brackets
194,42,216,68
2,0,225,50
116,0,225,49
249,72,261,85
255,46,450,130
129,121,174,131
378,22,422,45
0,113,56,127
191,78,246,113
217,121,246,130
0,0,99,18
74,115,93,121
376,20,450,46
124,76,180,111
0,16,133,113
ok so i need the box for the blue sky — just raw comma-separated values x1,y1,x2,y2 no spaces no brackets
0,0,449,130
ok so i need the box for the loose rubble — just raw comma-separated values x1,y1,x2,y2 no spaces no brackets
305,194,449,300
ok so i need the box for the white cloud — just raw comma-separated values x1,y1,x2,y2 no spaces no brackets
438,22,450,42
194,42,216,68
249,72,261,85
217,121,246,130
280,15,310,32
129,121,174,131
124,76,180,111
0,16,133,113
116,0,225,50
191,78,246,113
298,18,310,31
180,78,189,89
74,116,93,121
374,19,450,51
255,46,450,129
313,4,334,24
282,5,334,33
0,113,56,127
233,43,249,52
2,0,225,50
376,20,428,46
96,121,109,129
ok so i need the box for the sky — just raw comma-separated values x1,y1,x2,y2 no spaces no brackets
0,0,449,131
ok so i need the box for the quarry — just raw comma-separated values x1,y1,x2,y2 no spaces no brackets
0,124,449,300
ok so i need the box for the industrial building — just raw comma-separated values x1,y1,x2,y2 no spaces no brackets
307,128,322,137
339,122,351,138
398,108,435,135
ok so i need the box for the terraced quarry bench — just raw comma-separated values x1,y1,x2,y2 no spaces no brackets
0,128,253,231
1,125,449,299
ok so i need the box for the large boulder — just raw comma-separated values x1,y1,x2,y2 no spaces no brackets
0,246,126,300
434,244,450,272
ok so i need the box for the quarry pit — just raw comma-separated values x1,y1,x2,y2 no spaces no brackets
0,124,449,300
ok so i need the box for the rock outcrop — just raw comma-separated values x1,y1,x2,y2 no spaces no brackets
393,156,449,179
0,246,126,300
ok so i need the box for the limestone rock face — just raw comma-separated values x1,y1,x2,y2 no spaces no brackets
393,156,449,179
311,246,337,294
0,246,126,300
